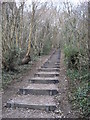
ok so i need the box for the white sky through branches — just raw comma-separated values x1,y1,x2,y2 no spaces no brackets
25,0,89,6
1,0,89,4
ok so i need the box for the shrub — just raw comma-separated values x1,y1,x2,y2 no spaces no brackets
67,68,90,117
64,45,84,69
2,47,19,71
43,39,52,55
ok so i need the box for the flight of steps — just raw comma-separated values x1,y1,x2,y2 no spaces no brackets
6,50,60,112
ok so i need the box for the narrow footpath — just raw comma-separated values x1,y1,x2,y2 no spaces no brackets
2,49,78,118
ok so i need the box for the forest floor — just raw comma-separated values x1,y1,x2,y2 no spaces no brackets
2,50,79,118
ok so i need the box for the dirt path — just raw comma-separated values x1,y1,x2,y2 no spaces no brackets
2,50,78,118
2,50,57,118
55,52,79,118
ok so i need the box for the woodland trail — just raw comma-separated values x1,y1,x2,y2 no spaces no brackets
2,49,78,118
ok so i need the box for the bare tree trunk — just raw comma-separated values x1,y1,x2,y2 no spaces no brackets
88,1,90,69
21,2,35,64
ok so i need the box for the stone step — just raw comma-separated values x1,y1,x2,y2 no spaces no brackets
35,72,59,77
29,77,59,84
53,66,60,68
37,68,60,72
6,95,56,112
18,84,58,95
55,63,60,65
56,61,60,63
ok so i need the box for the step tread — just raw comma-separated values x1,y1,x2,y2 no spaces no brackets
38,68,60,70
55,63,60,65
36,72,59,75
30,77,59,80
7,95,56,106
21,84,58,90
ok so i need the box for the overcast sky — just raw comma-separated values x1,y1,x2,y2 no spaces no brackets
25,0,89,5
1,0,89,4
